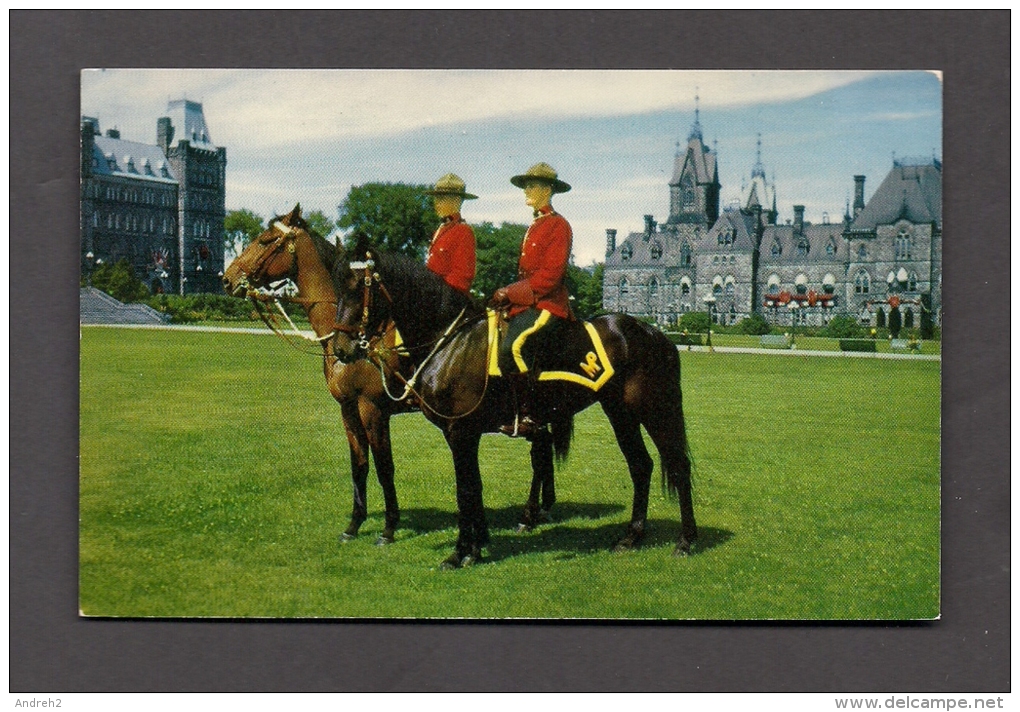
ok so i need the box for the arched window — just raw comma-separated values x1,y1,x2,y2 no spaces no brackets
858,244,867,259
680,243,692,267
797,238,810,257
680,279,691,296
724,278,734,297
822,273,836,294
795,273,808,295
649,278,659,298
855,270,871,294
895,228,912,260
908,272,918,292
650,242,663,260
619,278,629,297
771,239,782,256
826,239,836,256
767,276,781,295
621,243,632,261
713,282,723,296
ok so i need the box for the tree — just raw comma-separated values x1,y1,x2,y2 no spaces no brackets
87,258,149,303
888,305,902,338
472,221,526,300
570,262,605,320
338,182,439,259
224,209,265,259
304,209,338,239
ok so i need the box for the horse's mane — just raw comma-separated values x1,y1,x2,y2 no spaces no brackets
337,243,484,345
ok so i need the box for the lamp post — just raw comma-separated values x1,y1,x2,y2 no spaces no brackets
703,294,716,352
84,251,95,287
787,300,799,349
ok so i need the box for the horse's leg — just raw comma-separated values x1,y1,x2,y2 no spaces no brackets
601,402,654,552
643,402,698,556
518,428,554,532
362,399,399,546
339,398,371,541
441,427,488,569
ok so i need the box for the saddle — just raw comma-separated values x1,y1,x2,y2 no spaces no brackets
486,310,615,392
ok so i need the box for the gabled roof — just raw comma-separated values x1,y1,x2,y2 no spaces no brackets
670,136,718,186
700,209,758,253
605,230,693,268
849,160,941,232
91,136,178,184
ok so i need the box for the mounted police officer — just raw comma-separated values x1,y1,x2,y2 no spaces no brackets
424,173,477,295
490,162,574,438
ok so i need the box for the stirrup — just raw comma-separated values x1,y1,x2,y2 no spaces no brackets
499,414,545,439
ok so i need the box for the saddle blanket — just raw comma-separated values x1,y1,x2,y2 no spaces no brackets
486,309,615,392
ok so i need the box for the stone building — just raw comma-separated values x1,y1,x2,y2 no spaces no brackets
603,111,942,331
81,100,227,295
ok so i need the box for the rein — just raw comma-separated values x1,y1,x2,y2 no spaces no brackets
237,219,341,354
346,257,492,420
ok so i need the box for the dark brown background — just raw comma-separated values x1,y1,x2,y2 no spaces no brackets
11,10,1009,692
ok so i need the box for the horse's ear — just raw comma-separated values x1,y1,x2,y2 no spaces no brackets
351,231,372,260
287,203,302,223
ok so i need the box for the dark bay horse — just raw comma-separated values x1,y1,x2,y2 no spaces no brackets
331,241,697,569
222,206,556,545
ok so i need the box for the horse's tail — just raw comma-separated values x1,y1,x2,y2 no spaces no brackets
662,394,694,498
649,330,693,498
551,413,573,464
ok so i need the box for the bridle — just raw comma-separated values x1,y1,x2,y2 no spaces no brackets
337,253,490,420
334,255,394,355
234,220,339,349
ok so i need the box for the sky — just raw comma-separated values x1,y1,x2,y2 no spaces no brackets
81,69,942,266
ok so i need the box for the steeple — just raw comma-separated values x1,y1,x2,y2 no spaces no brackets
688,92,703,142
751,133,765,179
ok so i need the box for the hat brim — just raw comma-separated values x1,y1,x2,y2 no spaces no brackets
424,190,478,200
510,175,571,194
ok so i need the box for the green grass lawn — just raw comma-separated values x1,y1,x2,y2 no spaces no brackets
79,327,941,619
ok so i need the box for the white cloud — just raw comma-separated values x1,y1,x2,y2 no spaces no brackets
82,69,879,148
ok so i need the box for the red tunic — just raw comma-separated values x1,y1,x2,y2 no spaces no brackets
504,206,573,319
425,214,476,294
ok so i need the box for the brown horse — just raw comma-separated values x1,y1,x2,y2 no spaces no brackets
222,205,557,545
331,238,698,569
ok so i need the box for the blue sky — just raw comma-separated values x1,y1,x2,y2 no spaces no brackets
81,70,941,265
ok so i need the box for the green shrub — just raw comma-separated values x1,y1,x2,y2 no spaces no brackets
822,315,865,339
142,294,278,323
735,312,771,335
667,332,704,346
839,339,877,353
676,311,710,333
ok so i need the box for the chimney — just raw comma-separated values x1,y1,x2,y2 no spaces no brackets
853,175,866,217
105,128,120,139
643,215,656,240
157,117,174,153
793,205,805,235
605,229,617,256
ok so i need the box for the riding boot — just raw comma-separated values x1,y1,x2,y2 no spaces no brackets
500,373,545,439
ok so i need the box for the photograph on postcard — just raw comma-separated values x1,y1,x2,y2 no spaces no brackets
79,69,941,619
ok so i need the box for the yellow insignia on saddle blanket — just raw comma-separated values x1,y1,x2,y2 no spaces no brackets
485,310,615,392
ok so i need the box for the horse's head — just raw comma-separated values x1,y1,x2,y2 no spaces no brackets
330,234,393,364
223,204,307,297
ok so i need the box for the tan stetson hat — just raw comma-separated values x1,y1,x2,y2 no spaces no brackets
424,173,478,200
510,162,571,194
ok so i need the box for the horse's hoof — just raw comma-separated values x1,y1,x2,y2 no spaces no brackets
516,523,533,534
537,509,553,524
339,532,356,543
673,538,696,557
440,552,463,570
375,534,395,547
